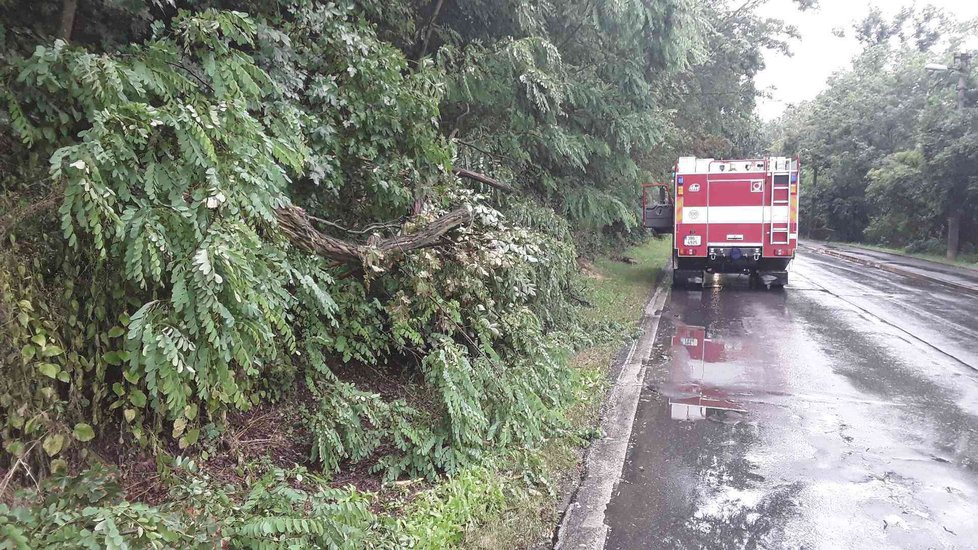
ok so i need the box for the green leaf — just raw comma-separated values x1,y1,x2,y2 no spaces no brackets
181,428,200,447
37,363,60,379
42,345,65,357
172,417,187,438
103,351,129,366
129,389,147,407
108,326,126,338
73,423,96,442
20,344,36,362
43,433,65,456
123,409,136,422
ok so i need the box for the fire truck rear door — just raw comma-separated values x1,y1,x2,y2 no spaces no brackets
706,162,765,246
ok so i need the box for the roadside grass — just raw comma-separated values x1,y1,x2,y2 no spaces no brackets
438,236,671,549
842,242,978,269
586,238,672,326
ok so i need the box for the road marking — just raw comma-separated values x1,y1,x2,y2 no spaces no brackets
555,278,670,550
792,266,978,373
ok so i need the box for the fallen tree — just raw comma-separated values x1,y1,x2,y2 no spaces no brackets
275,204,474,264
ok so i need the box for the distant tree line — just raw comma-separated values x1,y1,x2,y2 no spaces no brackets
768,6,978,260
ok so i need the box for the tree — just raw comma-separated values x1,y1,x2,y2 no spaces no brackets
919,102,978,259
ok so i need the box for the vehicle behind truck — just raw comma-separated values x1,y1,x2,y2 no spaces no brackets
643,156,800,288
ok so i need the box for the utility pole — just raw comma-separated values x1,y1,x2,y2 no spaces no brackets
928,52,973,260
957,53,971,111
947,53,971,260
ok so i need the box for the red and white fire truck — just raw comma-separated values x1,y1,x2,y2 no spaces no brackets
643,156,800,288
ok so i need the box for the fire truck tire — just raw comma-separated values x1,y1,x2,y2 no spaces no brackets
673,269,703,289
672,269,685,288
756,271,788,289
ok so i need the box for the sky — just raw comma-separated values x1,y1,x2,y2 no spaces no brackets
755,0,978,121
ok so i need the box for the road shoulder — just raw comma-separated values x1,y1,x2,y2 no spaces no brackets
555,277,671,550
801,240,978,295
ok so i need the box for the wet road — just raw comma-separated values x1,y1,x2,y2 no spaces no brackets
603,250,978,549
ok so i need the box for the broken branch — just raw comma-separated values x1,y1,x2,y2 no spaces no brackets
453,168,514,193
275,205,473,265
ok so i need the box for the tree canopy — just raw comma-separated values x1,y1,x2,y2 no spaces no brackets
768,6,978,258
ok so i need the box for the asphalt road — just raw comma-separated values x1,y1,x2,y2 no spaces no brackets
603,249,978,550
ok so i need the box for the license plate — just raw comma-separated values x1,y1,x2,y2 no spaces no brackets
683,235,701,246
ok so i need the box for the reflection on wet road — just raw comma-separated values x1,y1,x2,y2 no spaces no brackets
604,250,978,549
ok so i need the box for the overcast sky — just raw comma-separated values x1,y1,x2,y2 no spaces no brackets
755,0,978,120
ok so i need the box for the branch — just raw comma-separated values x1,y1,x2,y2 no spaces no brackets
557,0,594,51
275,205,473,265
453,168,515,193
306,214,405,236
456,139,504,160
418,0,447,60
60,0,77,41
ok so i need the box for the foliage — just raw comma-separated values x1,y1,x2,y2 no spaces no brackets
394,464,506,549
865,150,936,246
769,6,978,255
412,0,706,251
2,8,321,471
0,462,375,549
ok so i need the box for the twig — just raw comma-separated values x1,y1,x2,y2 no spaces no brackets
0,441,40,498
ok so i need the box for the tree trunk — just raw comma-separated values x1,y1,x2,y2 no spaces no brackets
60,0,78,41
947,210,962,261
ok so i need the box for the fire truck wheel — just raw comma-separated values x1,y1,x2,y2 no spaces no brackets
748,272,760,289
672,269,685,288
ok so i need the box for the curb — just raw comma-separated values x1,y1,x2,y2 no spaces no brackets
802,244,978,296
553,274,671,550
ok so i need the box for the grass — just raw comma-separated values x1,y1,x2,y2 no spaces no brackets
451,236,672,549
585,238,672,325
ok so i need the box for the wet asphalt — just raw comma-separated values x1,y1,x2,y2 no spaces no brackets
603,250,978,550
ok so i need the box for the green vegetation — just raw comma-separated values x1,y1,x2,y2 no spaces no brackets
0,238,669,549
768,6,978,260
0,0,797,546
585,239,673,326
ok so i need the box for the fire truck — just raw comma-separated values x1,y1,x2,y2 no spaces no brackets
643,156,800,288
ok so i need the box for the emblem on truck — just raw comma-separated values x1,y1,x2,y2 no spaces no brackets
688,184,701,192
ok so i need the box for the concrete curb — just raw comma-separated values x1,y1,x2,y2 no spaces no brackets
554,276,671,550
802,244,978,296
